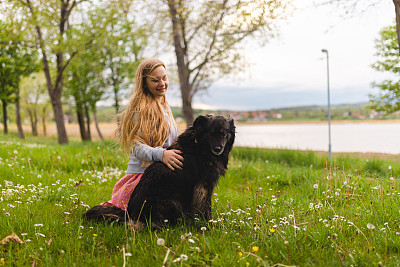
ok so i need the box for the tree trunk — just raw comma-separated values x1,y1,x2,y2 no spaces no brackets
28,109,38,135
85,104,92,141
51,94,68,143
33,110,38,136
167,0,195,126
93,109,104,140
15,91,25,139
393,0,400,55
2,100,8,134
76,103,88,141
42,107,47,136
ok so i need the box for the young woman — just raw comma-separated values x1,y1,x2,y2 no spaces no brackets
102,58,183,210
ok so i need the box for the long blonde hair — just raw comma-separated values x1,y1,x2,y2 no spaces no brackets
114,58,171,154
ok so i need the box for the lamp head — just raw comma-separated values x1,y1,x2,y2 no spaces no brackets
322,49,328,53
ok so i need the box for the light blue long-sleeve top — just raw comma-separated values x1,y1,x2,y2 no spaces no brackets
126,108,178,174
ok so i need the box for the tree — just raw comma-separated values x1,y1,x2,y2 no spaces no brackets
0,20,39,137
11,0,91,144
369,24,400,113
64,4,145,140
96,6,145,115
163,0,287,125
20,72,48,136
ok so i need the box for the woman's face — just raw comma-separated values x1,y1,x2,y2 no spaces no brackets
145,66,168,100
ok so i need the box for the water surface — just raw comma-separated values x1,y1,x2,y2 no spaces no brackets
234,123,400,154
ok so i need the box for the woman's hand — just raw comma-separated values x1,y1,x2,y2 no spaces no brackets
162,149,184,171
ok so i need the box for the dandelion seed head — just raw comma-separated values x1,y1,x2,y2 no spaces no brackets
367,223,375,230
157,238,165,246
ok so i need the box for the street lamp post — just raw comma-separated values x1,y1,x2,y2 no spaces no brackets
321,49,332,160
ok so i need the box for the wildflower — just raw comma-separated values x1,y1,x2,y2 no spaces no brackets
34,224,43,227
269,228,275,233
36,233,45,238
125,252,132,257
389,166,392,170
252,246,259,252
173,258,181,262
201,227,207,231
37,174,42,178
367,223,375,230
238,252,243,257
93,234,98,237
180,254,188,261
156,238,165,246
313,184,318,189
13,150,18,154
188,238,195,243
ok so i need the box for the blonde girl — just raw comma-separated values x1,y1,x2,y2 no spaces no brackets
102,58,183,210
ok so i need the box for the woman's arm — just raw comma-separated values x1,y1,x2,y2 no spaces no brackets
133,143,183,170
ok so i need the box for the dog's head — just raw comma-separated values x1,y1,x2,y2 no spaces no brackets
193,115,235,156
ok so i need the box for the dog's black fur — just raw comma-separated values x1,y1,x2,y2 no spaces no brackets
83,115,235,228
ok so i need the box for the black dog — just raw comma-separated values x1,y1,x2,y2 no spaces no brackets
83,115,235,228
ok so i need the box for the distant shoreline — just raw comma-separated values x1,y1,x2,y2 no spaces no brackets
236,119,400,125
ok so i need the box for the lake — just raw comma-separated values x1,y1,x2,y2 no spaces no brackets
234,122,400,154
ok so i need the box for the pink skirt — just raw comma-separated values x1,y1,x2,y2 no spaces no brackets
101,173,143,210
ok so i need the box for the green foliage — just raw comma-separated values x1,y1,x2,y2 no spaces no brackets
1,134,400,266
370,24,400,114
0,20,39,103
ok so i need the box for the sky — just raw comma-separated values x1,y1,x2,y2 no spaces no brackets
166,0,396,111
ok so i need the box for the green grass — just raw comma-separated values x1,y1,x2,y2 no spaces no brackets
1,134,400,266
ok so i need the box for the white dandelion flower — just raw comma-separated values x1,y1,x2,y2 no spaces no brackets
180,254,188,261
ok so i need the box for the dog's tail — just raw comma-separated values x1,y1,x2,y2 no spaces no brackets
83,205,127,222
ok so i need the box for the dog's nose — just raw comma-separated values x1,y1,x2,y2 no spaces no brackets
213,146,222,153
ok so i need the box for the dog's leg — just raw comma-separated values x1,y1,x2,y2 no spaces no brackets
192,184,214,220
150,200,184,228
205,185,215,221
83,205,126,222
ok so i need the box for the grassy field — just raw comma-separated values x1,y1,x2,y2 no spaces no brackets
1,133,400,266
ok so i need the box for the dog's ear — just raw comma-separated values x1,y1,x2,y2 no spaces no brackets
228,116,236,134
193,115,211,142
